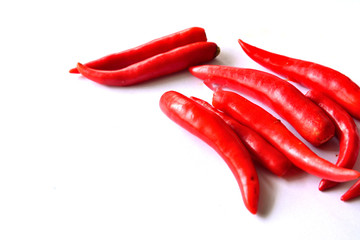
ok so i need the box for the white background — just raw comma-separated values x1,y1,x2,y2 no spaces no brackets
1,0,360,239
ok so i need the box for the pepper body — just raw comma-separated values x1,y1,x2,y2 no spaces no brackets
70,27,207,73
190,96,293,177
77,42,219,86
306,90,360,191
238,39,360,120
212,89,360,182
160,91,259,214
190,65,335,146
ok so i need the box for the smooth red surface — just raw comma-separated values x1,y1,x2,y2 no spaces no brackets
70,27,207,73
212,89,360,182
238,39,360,120
190,96,293,177
77,42,219,86
190,65,335,146
160,91,259,214
341,179,360,201
306,90,360,191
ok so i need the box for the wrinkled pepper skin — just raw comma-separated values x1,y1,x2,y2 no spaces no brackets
70,27,207,73
190,96,293,177
306,90,360,191
212,89,360,182
190,65,335,146
77,42,219,86
238,39,360,120
160,91,259,214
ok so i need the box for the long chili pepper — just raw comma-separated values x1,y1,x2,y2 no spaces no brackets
160,91,259,214
77,42,219,86
69,27,207,73
341,179,360,201
306,90,360,191
190,96,293,177
190,65,335,146
238,39,360,120
212,89,360,182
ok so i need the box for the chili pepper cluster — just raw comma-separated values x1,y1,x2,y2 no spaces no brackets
70,27,360,214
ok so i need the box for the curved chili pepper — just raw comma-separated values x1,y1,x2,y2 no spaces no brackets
190,65,335,146
160,91,259,214
190,96,293,177
77,42,219,86
238,39,360,120
212,89,360,182
341,179,360,201
69,27,207,73
306,90,360,191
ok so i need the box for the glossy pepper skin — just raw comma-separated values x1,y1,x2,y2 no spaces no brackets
212,89,360,182
190,96,293,177
69,27,207,73
160,91,259,214
77,42,219,86
306,90,360,191
238,39,360,120
190,65,335,146
341,179,360,201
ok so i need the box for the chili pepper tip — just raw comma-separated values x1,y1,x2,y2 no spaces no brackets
76,62,84,71
340,192,354,201
75,63,86,75
69,67,79,74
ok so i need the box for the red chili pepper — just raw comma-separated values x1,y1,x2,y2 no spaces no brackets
212,89,360,182
238,39,360,120
190,96,293,177
341,179,360,201
77,42,219,86
306,90,360,191
190,65,335,146
160,91,259,214
69,27,207,73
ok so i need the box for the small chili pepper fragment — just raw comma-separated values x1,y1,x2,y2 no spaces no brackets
212,89,360,182
190,96,293,177
160,91,259,214
238,39,360,120
306,90,360,191
77,42,219,86
69,27,207,73
190,65,335,146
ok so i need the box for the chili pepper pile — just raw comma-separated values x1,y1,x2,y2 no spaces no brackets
70,27,360,214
